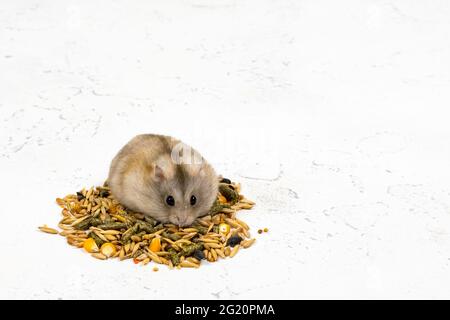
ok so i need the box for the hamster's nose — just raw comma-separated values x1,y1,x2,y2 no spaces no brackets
177,216,191,227
175,216,183,226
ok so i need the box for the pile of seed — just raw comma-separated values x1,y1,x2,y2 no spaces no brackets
39,178,256,269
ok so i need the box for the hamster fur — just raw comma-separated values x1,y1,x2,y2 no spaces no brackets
108,134,218,227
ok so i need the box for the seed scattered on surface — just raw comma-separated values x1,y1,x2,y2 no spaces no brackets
56,198,65,207
263,228,268,232
209,249,218,261
153,267,159,272
104,234,116,241
229,245,240,258
204,242,222,249
38,225,59,234
180,260,200,268
91,252,107,260
215,248,226,258
119,247,125,260
241,238,256,249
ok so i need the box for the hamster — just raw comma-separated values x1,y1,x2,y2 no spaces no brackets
107,134,218,227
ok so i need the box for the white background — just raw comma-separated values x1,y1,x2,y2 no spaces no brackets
1,0,450,299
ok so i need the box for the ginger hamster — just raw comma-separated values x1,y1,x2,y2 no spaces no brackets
108,134,218,227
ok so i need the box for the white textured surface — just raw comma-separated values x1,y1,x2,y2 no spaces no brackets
1,0,450,299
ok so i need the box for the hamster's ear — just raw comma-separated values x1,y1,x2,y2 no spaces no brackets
198,161,216,179
186,162,206,177
151,156,175,182
199,166,206,178
152,163,166,182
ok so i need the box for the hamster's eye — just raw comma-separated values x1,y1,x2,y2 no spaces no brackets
166,195,175,206
190,195,197,206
